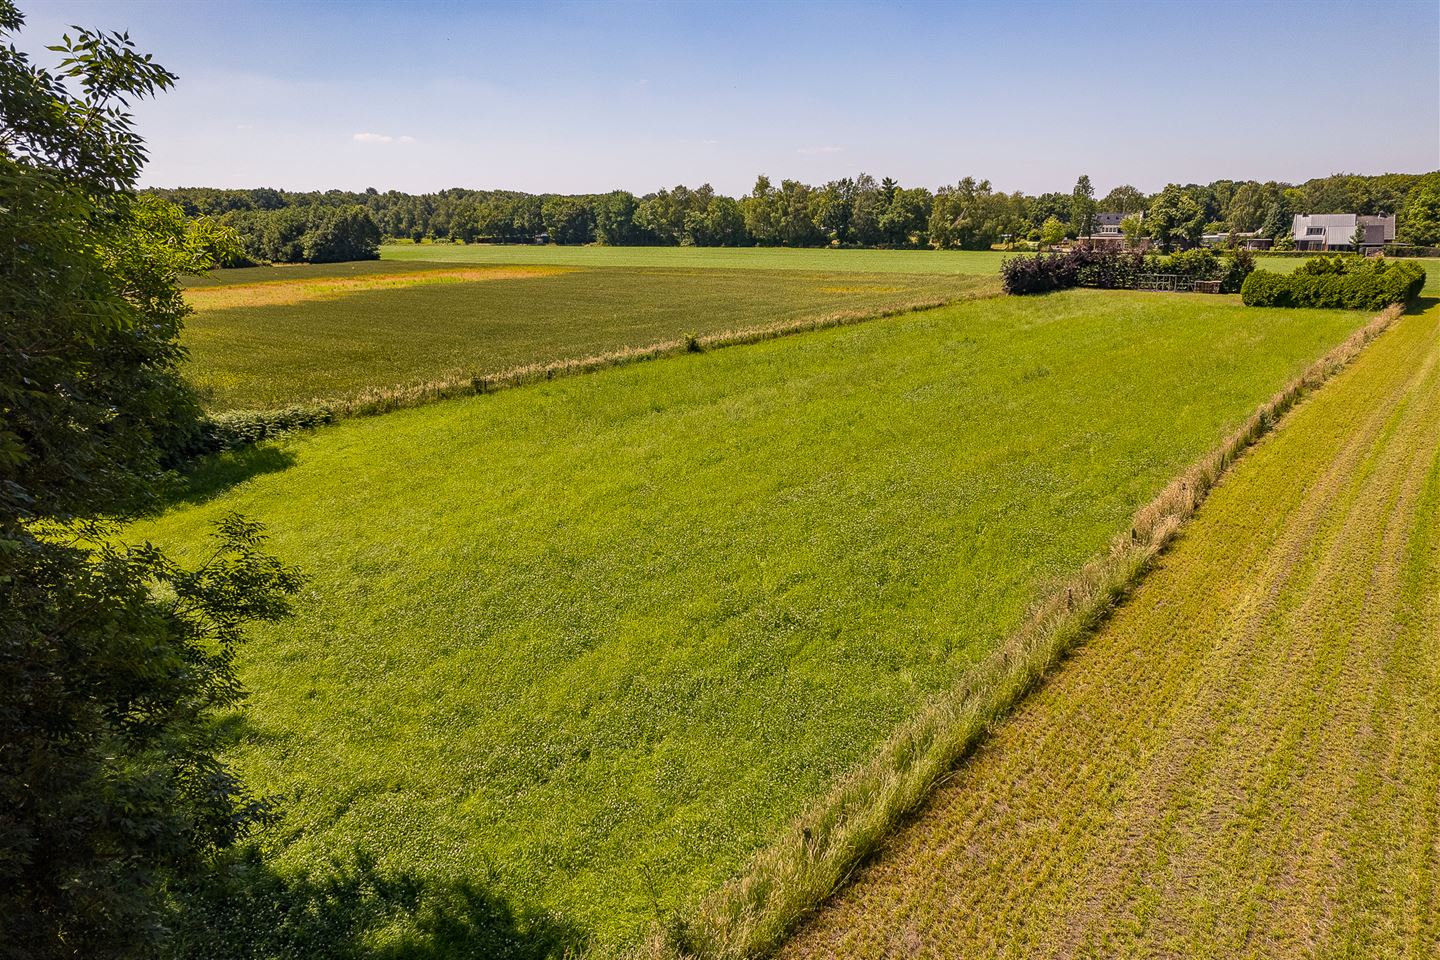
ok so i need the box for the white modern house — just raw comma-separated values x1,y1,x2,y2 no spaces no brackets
1292,213,1395,253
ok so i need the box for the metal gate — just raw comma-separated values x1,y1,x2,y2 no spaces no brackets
1136,273,1197,292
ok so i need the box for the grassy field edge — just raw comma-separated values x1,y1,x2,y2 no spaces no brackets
225,284,998,423
633,303,1404,960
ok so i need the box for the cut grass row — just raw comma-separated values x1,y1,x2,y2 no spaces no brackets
181,264,996,410
137,290,1372,957
780,302,1440,960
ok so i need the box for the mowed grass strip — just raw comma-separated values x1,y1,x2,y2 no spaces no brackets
780,303,1440,960
181,265,996,410
140,291,1369,957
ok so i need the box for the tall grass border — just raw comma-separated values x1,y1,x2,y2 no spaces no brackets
627,303,1402,960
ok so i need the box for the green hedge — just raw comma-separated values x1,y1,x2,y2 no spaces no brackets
1241,256,1426,310
176,405,335,458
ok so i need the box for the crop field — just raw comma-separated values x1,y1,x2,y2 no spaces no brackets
180,262,995,410
781,303,1440,960
136,290,1372,957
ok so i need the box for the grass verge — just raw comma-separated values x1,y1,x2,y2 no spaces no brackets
644,304,1403,960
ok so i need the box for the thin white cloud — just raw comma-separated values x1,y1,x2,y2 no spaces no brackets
353,132,416,144
797,145,844,155
701,138,719,145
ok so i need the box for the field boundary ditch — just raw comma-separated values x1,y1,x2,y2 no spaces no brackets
629,303,1403,960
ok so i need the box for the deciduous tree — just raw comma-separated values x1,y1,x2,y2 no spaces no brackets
1040,215,1066,249
1099,184,1147,215
1070,174,1096,239
1398,186,1440,246
0,4,301,954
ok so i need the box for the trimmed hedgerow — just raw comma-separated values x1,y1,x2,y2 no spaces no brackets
1002,248,1254,296
1241,256,1426,310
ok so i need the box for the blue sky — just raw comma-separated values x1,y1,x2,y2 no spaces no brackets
17,0,1440,196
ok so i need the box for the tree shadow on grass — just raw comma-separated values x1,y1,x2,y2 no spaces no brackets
158,444,297,511
167,848,590,960
1403,294,1438,315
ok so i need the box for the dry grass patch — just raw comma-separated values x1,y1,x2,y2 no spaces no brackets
184,265,572,311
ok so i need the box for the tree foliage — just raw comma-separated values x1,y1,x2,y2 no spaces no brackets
1398,185,1440,246
146,170,1440,260
1146,184,1208,252
1039,215,1066,249
1070,174,1096,238
0,4,300,954
221,204,381,263
1099,184,1148,215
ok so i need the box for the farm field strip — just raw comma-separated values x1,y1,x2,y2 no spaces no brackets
184,265,573,311
780,303,1440,960
181,265,997,411
138,290,1372,956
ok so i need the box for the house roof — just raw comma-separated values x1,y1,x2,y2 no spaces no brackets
1291,212,1395,245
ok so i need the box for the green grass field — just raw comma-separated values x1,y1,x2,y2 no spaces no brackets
380,242,1437,290
380,242,1012,274
783,303,1440,960
140,290,1370,957
179,247,1429,414
181,263,995,410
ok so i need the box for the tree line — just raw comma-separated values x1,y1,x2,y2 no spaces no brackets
148,169,1440,264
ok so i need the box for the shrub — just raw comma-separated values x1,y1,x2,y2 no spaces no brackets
179,405,336,457
1218,248,1256,293
1241,257,1426,310
1074,250,1145,289
1001,251,1078,294
1002,248,1254,295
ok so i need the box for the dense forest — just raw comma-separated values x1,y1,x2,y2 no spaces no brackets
147,170,1440,265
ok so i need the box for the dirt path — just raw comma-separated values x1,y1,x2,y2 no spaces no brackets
780,304,1440,960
